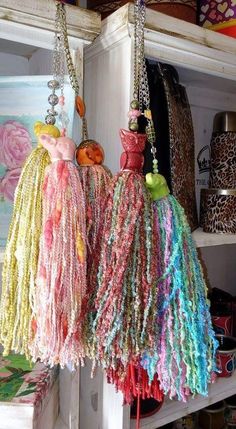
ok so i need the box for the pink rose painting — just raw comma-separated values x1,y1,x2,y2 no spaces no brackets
0,120,32,202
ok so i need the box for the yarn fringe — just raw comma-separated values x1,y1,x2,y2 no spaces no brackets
30,161,87,368
0,147,50,358
142,195,218,400
91,171,157,368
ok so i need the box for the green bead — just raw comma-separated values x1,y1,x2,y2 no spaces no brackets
129,122,139,132
130,100,139,110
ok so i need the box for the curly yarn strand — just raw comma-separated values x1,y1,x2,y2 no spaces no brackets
143,193,218,400
0,147,50,358
92,171,157,368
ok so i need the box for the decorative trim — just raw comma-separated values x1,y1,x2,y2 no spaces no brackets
201,188,236,196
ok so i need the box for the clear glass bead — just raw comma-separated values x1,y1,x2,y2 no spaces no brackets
58,110,70,128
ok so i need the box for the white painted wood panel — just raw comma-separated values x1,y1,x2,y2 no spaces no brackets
200,244,236,295
0,0,100,44
131,371,236,429
84,5,236,429
0,52,29,75
54,416,68,429
29,48,52,75
59,367,80,429
79,360,103,429
85,36,132,174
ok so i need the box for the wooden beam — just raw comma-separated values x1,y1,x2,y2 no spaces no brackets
0,0,101,43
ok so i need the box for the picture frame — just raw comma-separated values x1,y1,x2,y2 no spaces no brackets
0,75,75,248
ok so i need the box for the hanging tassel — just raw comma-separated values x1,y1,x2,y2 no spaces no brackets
30,134,87,368
76,139,112,256
142,172,218,400
91,128,158,385
0,122,60,358
76,139,112,352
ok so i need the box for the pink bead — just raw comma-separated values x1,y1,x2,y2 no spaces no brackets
59,96,65,106
127,109,141,119
61,128,66,137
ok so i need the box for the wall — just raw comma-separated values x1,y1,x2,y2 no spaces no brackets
0,52,29,76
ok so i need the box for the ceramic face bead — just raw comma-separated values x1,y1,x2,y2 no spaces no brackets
76,140,104,166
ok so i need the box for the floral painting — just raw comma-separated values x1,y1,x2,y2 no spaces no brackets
0,120,32,202
0,353,58,407
0,76,75,247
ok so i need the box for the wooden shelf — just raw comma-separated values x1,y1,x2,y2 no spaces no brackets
193,228,236,248
0,0,100,50
130,372,236,429
86,3,236,83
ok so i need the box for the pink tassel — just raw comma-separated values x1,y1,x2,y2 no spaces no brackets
30,135,87,368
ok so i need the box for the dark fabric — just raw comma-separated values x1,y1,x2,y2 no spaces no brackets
144,61,198,231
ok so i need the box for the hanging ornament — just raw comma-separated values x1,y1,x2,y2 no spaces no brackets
75,136,112,256
28,1,88,368
75,139,112,352
90,127,160,397
133,0,218,401
29,134,87,368
90,1,163,411
0,122,60,358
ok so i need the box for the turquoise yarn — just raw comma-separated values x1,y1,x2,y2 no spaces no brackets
142,195,218,401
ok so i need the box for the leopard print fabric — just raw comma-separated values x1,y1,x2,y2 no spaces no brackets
201,131,236,233
209,132,236,189
201,193,236,233
160,64,198,231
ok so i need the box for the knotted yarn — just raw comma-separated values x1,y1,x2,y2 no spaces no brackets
91,130,158,392
0,122,60,358
30,135,87,368
143,173,218,401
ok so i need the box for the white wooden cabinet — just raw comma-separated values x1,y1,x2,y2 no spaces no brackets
83,4,236,429
0,2,100,429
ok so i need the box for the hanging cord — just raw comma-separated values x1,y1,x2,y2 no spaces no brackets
54,1,88,140
130,0,158,175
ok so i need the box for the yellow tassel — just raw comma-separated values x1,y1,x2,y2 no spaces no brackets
0,122,60,358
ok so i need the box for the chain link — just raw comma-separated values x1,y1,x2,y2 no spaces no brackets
56,1,80,96
133,0,158,173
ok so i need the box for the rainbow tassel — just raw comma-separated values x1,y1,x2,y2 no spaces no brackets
142,173,218,400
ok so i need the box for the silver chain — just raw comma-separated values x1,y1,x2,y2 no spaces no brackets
133,0,158,173
56,2,80,96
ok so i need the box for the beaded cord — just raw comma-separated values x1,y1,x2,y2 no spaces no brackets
142,195,218,401
91,170,157,370
30,160,87,368
0,146,50,358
